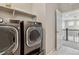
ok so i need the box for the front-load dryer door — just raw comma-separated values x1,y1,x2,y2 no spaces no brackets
0,26,19,55
26,26,43,47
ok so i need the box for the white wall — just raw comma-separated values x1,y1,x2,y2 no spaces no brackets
12,3,32,12
32,3,59,54
0,3,32,12
46,4,59,54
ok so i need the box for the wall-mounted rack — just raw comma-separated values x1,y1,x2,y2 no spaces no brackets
0,6,37,18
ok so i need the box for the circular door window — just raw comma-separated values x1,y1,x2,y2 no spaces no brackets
26,26,42,47
29,30,40,42
0,27,16,53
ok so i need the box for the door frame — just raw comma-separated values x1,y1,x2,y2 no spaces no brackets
55,9,62,50
55,9,57,50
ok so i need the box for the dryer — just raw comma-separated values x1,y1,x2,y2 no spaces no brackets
0,18,22,55
24,21,43,55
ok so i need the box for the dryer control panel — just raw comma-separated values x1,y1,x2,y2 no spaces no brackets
9,20,20,24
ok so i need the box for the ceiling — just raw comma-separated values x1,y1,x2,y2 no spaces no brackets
59,3,79,12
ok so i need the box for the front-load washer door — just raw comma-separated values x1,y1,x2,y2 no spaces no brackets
0,26,18,54
26,26,43,47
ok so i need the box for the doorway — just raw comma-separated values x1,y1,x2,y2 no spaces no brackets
55,9,79,55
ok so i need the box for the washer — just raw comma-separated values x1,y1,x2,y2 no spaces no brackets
24,21,43,55
0,18,21,55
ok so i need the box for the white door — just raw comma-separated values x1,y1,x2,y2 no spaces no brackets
55,9,62,50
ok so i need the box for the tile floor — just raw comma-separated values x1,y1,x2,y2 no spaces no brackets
53,45,79,55
52,39,79,55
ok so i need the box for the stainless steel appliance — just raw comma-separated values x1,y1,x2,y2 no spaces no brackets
0,18,21,55
24,21,43,55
